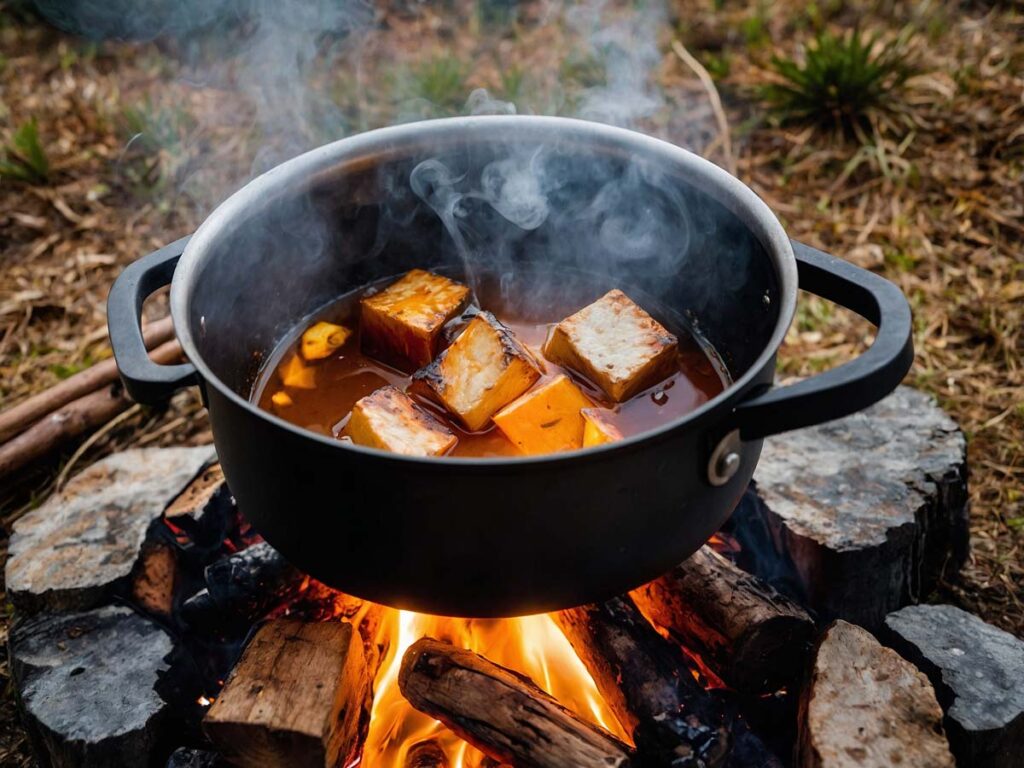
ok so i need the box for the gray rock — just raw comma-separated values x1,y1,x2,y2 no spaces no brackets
6,445,215,614
882,604,1024,768
751,386,968,628
10,605,175,768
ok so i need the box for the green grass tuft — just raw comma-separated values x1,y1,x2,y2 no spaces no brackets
0,118,50,184
402,55,469,117
762,27,916,134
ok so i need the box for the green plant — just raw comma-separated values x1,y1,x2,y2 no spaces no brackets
0,118,50,184
119,98,195,192
761,27,916,134
401,55,469,117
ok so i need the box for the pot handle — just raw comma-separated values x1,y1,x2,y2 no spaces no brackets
733,241,914,440
107,236,198,404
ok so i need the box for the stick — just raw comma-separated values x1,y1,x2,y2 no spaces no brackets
0,316,175,443
0,339,181,481
672,39,736,176
399,637,635,768
631,545,815,693
554,597,783,768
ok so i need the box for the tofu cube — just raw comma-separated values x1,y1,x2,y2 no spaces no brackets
411,312,541,431
300,321,352,361
345,386,457,457
360,269,470,370
582,408,624,447
493,374,593,455
543,289,678,402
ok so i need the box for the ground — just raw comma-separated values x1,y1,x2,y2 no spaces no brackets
1,1,1021,764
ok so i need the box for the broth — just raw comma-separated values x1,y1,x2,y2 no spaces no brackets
253,277,728,458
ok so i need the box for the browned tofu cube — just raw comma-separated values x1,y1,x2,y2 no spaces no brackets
581,408,624,447
360,269,470,370
345,386,456,457
543,289,678,402
410,312,541,432
493,374,593,455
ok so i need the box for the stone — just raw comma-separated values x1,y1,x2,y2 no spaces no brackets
6,445,215,614
882,604,1024,768
748,386,968,629
10,605,176,768
799,620,954,768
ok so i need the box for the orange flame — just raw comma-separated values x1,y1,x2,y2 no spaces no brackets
360,609,629,767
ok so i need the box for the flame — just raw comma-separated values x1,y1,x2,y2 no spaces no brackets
360,609,629,767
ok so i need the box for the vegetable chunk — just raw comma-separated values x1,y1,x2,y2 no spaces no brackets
493,374,593,455
346,386,457,457
411,312,541,431
582,408,624,447
360,269,470,370
280,354,316,389
543,289,678,402
300,321,352,361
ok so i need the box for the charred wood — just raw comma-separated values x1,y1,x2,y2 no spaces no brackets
181,541,305,630
204,616,383,768
399,637,635,768
405,739,449,768
631,545,815,693
554,597,783,768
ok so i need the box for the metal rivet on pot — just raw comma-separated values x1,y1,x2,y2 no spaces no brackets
708,429,742,487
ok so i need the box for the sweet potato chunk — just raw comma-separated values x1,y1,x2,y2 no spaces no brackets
360,269,470,370
411,312,541,431
345,386,457,457
280,353,316,389
543,289,678,402
300,321,352,361
493,374,593,455
582,408,624,447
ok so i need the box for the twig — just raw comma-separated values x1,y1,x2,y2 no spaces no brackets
672,39,736,176
55,404,143,491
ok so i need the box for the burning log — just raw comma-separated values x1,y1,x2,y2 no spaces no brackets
0,315,174,443
0,338,182,481
399,637,635,768
799,621,954,768
132,541,178,619
554,597,783,768
181,541,305,629
631,545,815,693
405,739,449,768
204,617,383,768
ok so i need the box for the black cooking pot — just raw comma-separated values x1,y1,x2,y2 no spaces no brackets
108,116,913,617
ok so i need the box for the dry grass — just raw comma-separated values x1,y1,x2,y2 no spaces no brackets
1,0,1021,763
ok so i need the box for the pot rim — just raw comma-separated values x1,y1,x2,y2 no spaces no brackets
171,115,797,466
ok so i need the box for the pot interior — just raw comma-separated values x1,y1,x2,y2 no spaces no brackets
185,121,783,404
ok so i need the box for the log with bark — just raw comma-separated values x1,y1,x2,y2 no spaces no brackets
554,597,783,768
399,637,636,768
0,315,174,443
0,337,182,480
204,616,384,768
405,739,449,768
631,545,815,693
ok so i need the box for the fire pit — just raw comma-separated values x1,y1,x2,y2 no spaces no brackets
9,386,1023,768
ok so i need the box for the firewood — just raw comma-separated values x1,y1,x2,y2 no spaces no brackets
132,540,178,619
399,637,635,768
554,597,783,768
0,338,182,481
181,541,305,630
799,621,954,768
204,617,382,768
405,739,448,768
631,545,815,693
0,315,174,443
